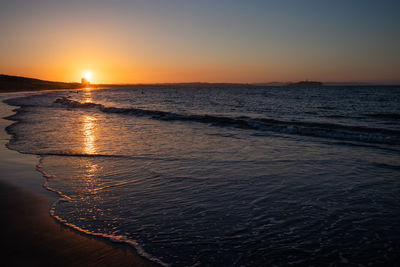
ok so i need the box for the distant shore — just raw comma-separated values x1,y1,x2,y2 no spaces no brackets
0,95,155,266
0,74,258,93
2,74,397,94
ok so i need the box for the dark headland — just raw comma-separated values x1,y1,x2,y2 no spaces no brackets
0,74,84,92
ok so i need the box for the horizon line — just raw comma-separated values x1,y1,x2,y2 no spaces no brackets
1,74,400,86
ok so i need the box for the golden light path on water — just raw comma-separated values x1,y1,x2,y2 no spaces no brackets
80,88,103,196
83,115,96,155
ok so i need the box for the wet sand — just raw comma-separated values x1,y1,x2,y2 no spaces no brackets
0,181,155,267
0,94,155,267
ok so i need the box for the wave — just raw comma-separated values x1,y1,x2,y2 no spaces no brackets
365,113,400,120
36,159,72,201
50,211,169,266
372,162,400,171
53,97,400,146
35,158,169,266
38,152,127,158
12,150,190,162
5,96,400,146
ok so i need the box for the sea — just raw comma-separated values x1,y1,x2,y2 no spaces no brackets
3,85,400,266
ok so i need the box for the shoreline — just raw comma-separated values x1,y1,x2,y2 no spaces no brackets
0,93,156,266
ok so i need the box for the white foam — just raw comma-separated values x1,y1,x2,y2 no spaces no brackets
35,158,169,266
50,210,169,266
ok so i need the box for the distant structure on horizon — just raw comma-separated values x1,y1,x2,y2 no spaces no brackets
81,77,90,86
288,81,323,87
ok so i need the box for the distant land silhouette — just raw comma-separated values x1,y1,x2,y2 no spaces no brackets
0,74,257,92
255,81,324,86
0,74,83,92
288,81,323,87
1,74,398,93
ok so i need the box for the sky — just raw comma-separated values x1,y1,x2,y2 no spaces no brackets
1,0,399,84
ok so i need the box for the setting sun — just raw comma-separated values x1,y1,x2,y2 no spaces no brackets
83,71,92,83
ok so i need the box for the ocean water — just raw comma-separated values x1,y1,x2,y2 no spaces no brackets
4,86,400,266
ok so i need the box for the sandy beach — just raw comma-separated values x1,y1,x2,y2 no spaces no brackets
0,93,155,267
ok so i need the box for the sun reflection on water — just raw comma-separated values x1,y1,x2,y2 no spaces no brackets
80,113,103,198
76,90,113,201
83,88,93,103
83,161,102,195
82,115,97,154
80,89,97,155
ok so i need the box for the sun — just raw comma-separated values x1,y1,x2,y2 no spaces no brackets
83,71,92,82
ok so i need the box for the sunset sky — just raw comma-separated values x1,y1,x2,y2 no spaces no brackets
1,0,399,84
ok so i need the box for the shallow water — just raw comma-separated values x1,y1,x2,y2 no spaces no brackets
4,86,400,265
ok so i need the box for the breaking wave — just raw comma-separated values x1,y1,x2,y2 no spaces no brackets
53,97,400,146
4,96,400,146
